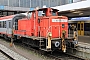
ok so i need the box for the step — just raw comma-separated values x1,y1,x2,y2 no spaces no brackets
39,41,44,42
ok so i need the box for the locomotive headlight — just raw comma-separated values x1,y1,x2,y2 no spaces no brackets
48,32,52,37
62,30,66,34
55,41,60,47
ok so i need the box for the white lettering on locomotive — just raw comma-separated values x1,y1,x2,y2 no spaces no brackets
52,19,67,22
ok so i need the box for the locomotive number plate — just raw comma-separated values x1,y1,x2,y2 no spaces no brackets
52,19,67,22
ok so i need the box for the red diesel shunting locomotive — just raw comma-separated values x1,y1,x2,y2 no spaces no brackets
0,7,78,52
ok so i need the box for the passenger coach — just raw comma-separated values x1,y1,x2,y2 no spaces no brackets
0,14,27,39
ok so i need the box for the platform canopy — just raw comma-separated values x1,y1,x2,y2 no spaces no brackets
71,17,90,21
52,0,90,18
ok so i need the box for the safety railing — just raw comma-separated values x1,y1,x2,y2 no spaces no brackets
68,27,78,40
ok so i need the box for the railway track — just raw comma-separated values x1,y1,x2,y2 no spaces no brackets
15,41,84,60
47,51,84,60
0,43,28,60
0,38,28,60
0,37,84,60
0,50,14,60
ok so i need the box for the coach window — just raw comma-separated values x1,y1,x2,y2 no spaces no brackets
9,21,11,28
3,21,6,28
0,22,1,28
3,21,4,28
4,21,6,28
1,21,3,28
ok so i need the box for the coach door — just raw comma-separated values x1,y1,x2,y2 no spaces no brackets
77,22,84,36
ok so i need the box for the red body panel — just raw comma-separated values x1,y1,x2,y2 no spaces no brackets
40,18,49,37
14,18,32,36
40,17,68,38
14,16,68,38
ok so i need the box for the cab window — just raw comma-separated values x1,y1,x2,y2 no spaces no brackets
38,10,46,16
52,11,57,16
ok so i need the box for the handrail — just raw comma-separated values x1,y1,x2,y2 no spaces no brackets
68,28,78,39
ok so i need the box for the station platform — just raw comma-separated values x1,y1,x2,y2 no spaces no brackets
67,41,90,60
66,36,90,60
78,36,90,43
